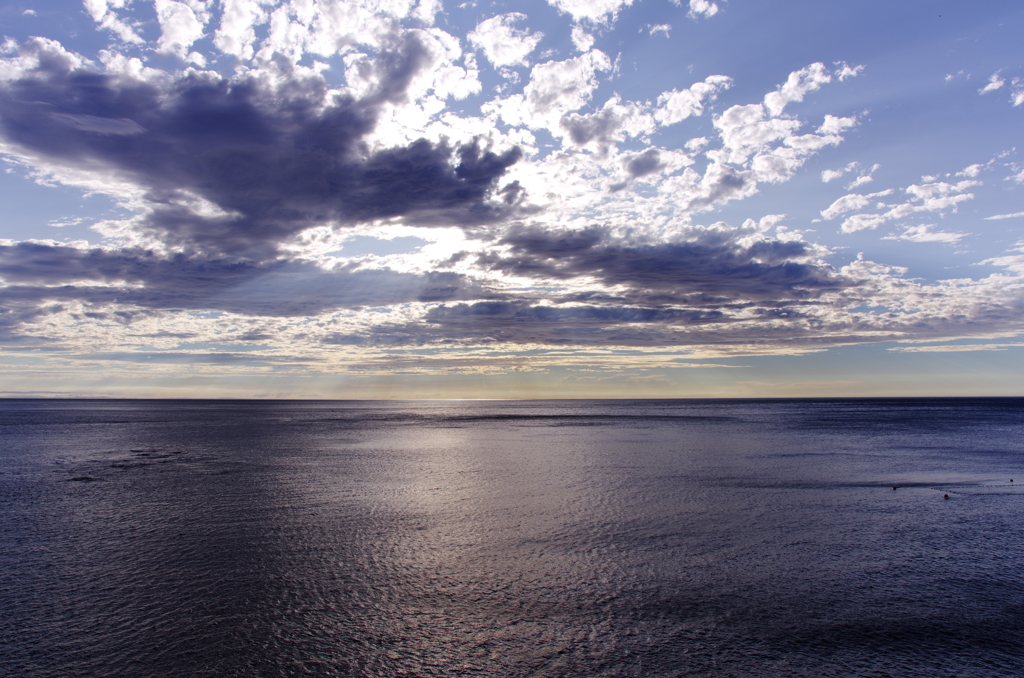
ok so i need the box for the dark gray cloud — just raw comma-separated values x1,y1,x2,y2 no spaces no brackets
421,301,726,344
484,225,849,305
0,36,523,259
0,242,486,317
560,107,623,147
334,299,877,348
624,149,665,179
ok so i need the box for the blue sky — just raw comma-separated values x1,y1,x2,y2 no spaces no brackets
0,0,1022,398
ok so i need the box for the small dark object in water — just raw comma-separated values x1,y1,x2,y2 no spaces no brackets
943,494,949,500
893,486,897,490
69,476,95,482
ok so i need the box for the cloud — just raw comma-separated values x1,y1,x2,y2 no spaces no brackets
0,241,484,317
0,35,523,259
1013,77,1024,107
83,0,145,45
546,0,635,24
482,223,848,305
654,75,733,126
888,343,1023,353
5,8,1023,369
468,13,544,69
820,189,892,220
763,62,833,117
820,177,978,234
571,25,595,52
883,224,968,245
979,72,1005,94
154,0,211,60
985,212,1024,220
215,0,271,60
687,0,720,19
560,95,655,152
485,49,612,130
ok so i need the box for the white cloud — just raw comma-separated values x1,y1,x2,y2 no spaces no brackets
763,62,832,117
820,189,892,220
845,175,873,190
82,0,145,44
822,162,859,183
214,0,270,60
817,114,857,135
834,62,864,81
826,178,980,234
687,0,719,19
957,163,984,178
649,24,671,37
654,75,732,125
484,50,612,130
713,104,801,165
985,212,1024,220
884,224,968,244
571,25,595,52
469,13,544,69
1012,77,1024,107
979,71,1005,94
154,0,211,59
684,136,710,152
546,0,635,24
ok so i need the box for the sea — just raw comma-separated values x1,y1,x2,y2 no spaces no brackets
1,398,1022,677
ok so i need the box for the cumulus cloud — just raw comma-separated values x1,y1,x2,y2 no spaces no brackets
485,49,613,130
560,95,655,153
654,75,733,126
571,25,595,52
468,13,544,69
83,0,145,44
821,177,979,234
763,62,834,117
0,35,523,259
483,223,847,304
546,0,635,24
154,0,211,60
687,0,720,19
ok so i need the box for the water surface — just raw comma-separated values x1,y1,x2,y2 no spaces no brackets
1,398,1022,676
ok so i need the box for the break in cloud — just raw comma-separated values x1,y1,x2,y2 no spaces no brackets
1,0,1023,387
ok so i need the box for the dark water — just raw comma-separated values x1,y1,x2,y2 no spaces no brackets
1,398,1023,677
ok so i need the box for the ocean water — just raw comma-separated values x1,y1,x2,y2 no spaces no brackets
1,398,1022,677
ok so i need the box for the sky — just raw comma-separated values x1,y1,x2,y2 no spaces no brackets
0,0,1022,399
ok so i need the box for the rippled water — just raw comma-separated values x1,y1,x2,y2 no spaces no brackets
1,398,1023,677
